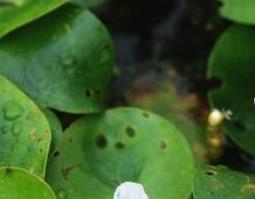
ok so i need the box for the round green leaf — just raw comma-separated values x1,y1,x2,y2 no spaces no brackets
219,0,255,24
0,75,51,177
208,25,255,156
0,167,56,199
0,0,67,39
193,165,255,199
47,107,194,199
0,4,114,113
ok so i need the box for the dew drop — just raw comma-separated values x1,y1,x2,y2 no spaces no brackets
57,189,67,199
11,121,23,136
29,167,35,173
3,101,23,121
1,126,8,134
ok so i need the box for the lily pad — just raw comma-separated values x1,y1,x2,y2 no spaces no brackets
0,167,56,199
208,25,255,156
193,165,255,199
0,75,51,177
219,0,255,24
0,0,67,39
47,107,194,199
0,4,114,113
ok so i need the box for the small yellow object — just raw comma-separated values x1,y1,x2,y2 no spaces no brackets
208,109,225,127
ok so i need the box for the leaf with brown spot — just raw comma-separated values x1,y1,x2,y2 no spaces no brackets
0,75,51,178
194,165,255,199
47,107,194,199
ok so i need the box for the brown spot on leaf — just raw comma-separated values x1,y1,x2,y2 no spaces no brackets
206,170,217,176
85,89,94,97
39,148,43,154
96,134,107,149
5,167,12,175
53,151,60,157
142,112,150,118
126,126,135,137
61,165,79,181
160,141,167,150
210,178,224,190
68,137,73,144
115,142,125,150
242,177,255,194
29,128,37,141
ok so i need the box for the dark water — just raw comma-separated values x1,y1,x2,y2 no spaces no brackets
94,0,222,103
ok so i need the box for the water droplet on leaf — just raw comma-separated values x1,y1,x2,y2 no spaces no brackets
1,126,8,134
3,101,23,120
11,121,23,136
57,189,67,199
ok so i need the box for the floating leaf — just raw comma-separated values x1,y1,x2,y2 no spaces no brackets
219,0,255,24
193,165,255,199
208,25,255,156
0,75,51,177
0,167,56,199
47,107,194,199
0,4,114,113
0,0,67,39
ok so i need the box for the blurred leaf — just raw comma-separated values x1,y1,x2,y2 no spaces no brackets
0,4,114,113
193,165,255,199
208,25,255,156
0,0,67,39
71,0,108,7
47,107,194,199
0,167,56,199
0,0,23,6
219,0,255,24
0,75,51,177
127,67,207,163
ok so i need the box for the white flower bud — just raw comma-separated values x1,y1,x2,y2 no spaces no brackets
114,182,149,199
208,109,225,126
